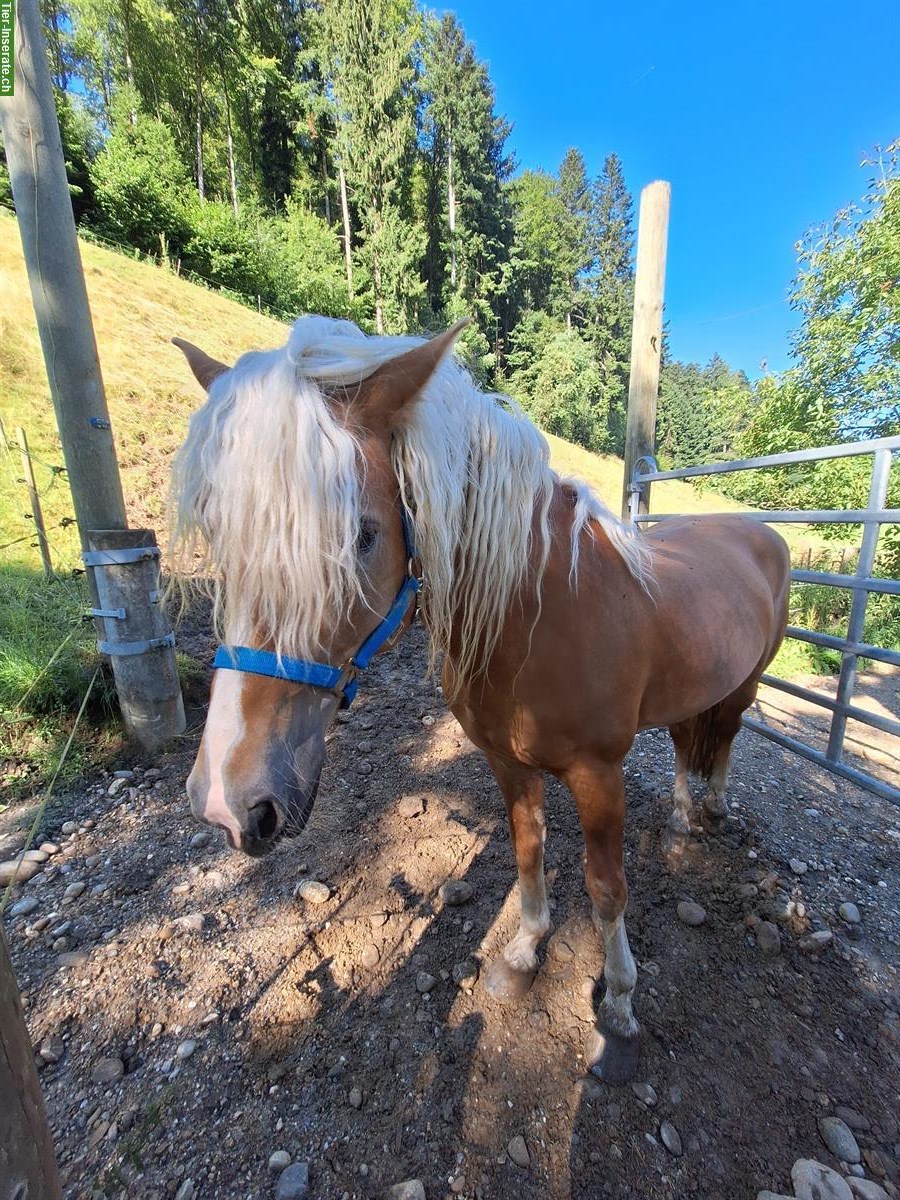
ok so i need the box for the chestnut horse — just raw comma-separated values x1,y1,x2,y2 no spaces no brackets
171,317,790,1083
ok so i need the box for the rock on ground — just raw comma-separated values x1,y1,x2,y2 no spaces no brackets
818,1116,862,1165
507,1136,530,1168
275,1161,309,1199
388,1182,426,1200
792,1158,854,1200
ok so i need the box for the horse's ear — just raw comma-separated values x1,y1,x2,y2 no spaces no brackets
357,319,470,426
172,337,230,391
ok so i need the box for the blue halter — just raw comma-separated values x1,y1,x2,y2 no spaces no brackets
212,506,421,709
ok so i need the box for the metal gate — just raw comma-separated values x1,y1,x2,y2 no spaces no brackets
628,434,900,804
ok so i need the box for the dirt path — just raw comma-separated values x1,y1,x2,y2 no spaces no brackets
3,625,900,1200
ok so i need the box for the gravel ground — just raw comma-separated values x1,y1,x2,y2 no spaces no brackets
2,623,899,1200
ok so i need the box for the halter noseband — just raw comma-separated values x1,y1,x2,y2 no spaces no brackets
211,506,421,709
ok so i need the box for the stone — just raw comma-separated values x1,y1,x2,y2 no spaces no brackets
756,1193,794,1200
174,1182,195,1200
756,921,781,956
388,1183,426,1200
439,880,473,906
22,849,49,863
839,902,861,924
39,1036,64,1064
507,1136,530,1168
676,901,706,927
0,857,42,886
360,944,380,968
631,1082,658,1107
348,1086,363,1109
61,821,77,835
176,1040,197,1060
660,1121,683,1156
57,950,89,967
416,971,438,994
792,1157,854,1200
190,830,212,849
790,858,808,875
268,1150,291,1172
173,912,205,933
818,1117,861,1165
739,883,759,899
452,960,479,988
91,1056,125,1085
9,896,40,918
294,879,331,905
548,936,575,962
108,777,129,797
398,797,425,818
834,1107,870,1133
276,1163,310,1200
800,931,834,953
63,881,86,901
38,842,60,855
847,1181,890,1200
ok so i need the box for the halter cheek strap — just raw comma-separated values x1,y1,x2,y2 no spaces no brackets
211,505,421,709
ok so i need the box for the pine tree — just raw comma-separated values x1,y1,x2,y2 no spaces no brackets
420,12,513,350
587,152,635,453
320,0,424,333
556,147,592,327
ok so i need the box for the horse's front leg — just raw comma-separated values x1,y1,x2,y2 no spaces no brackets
563,756,640,1085
483,754,551,1003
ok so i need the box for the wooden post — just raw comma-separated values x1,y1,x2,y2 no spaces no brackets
621,181,671,520
0,0,128,550
1,0,185,749
0,927,64,1200
16,428,53,579
86,529,186,750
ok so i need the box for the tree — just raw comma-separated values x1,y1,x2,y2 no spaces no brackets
507,312,608,450
556,147,592,326
420,13,513,348
586,153,634,453
790,141,900,439
320,0,424,333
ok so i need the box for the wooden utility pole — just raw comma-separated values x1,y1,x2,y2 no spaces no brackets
16,427,52,578
0,0,185,750
0,927,64,1199
621,180,671,520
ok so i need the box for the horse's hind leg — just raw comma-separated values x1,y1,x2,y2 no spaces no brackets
564,756,640,1085
665,722,695,840
702,681,758,823
483,755,551,1003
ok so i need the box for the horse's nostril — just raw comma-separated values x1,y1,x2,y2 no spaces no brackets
248,799,279,841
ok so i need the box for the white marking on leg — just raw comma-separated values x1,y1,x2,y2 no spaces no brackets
667,748,693,835
704,745,730,817
200,670,245,840
598,912,638,1038
503,815,550,972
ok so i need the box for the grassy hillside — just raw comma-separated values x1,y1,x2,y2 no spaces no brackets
0,207,826,779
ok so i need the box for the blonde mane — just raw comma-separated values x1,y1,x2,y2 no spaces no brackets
170,316,651,688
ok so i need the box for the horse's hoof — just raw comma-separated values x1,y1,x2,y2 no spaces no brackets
701,808,726,836
484,958,537,1003
585,1020,640,1086
703,791,727,819
661,826,691,865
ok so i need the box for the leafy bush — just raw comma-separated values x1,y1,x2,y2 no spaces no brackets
90,100,193,256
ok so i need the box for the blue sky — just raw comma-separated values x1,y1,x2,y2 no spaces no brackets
444,0,899,379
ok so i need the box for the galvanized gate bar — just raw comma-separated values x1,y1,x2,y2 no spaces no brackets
827,448,893,760
759,673,900,738
786,625,900,669
629,434,900,805
743,716,899,804
631,433,900,481
790,570,900,595
635,509,900,524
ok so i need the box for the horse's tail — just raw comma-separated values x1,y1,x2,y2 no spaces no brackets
684,702,723,780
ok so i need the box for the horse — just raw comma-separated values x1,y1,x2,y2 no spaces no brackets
170,316,791,1084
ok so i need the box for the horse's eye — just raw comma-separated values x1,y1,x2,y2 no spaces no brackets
358,520,378,554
